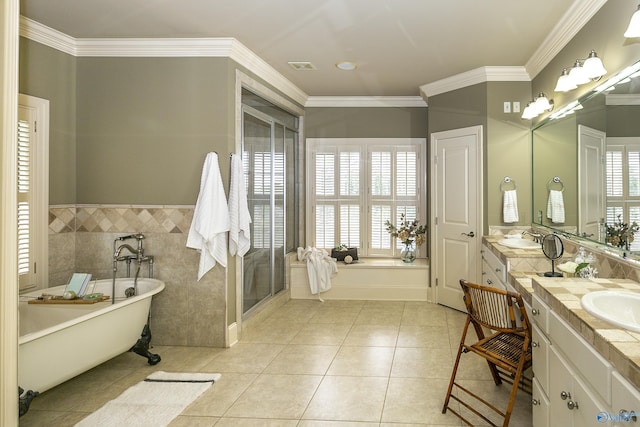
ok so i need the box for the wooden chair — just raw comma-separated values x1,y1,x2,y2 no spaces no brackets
442,279,532,426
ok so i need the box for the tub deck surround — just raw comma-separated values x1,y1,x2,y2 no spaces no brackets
290,256,429,301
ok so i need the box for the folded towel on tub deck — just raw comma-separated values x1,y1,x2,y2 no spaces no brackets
502,189,519,223
186,152,230,280
546,189,565,223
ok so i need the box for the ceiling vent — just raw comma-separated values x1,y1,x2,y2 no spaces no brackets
288,61,317,71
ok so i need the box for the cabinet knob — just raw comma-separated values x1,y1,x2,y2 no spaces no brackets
567,400,579,410
487,279,493,285
532,308,540,316
560,391,570,400
495,268,501,273
531,341,539,348
532,398,540,406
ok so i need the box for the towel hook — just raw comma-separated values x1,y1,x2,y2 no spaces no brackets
500,176,517,191
546,176,565,192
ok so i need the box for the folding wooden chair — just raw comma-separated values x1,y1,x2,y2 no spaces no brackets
442,279,532,426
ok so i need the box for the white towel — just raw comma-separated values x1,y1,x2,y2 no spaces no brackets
186,152,230,280
502,189,519,223
297,246,337,300
228,153,252,257
546,190,565,223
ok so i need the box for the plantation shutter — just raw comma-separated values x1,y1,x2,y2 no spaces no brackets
17,108,34,288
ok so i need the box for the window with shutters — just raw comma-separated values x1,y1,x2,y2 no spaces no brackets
18,94,49,292
308,138,426,257
606,141,640,250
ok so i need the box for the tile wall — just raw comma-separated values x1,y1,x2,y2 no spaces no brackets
48,205,227,347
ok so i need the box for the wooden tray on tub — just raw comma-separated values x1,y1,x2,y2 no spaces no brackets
28,295,110,304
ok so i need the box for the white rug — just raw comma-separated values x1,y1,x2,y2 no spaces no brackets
75,371,221,427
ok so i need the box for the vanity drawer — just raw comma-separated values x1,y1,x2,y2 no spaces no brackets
481,245,507,283
549,310,612,405
482,259,506,289
531,294,550,334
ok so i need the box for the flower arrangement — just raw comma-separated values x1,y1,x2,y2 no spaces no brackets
605,214,639,250
385,213,427,247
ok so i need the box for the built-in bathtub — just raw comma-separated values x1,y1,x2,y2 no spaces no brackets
18,278,165,396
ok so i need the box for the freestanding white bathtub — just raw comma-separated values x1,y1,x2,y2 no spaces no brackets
18,278,165,395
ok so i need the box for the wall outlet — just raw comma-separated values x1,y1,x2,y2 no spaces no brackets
503,102,511,113
513,102,521,113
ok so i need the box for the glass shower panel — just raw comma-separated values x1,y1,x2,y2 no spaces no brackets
243,112,273,313
273,124,285,295
285,128,298,253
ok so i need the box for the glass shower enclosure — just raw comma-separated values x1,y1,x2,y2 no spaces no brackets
241,90,298,315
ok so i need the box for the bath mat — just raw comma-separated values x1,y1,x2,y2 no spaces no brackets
75,371,221,427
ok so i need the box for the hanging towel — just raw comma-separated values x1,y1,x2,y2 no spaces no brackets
186,152,230,280
546,190,565,223
502,189,519,223
228,153,252,257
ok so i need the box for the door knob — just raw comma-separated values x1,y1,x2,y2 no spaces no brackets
461,231,475,238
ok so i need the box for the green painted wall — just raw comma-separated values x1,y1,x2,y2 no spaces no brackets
305,107,427,138
19,37,76,204
76,57,234,205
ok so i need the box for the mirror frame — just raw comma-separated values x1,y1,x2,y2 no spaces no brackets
532,59,640,261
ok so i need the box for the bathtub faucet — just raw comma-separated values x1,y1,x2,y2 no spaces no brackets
112,233,152,302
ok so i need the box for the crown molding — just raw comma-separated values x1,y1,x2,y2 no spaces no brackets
420,66,530,98
419,0,606,99
305,96,427,108
19,16,308,106
19,16,76,55
525,0,607,79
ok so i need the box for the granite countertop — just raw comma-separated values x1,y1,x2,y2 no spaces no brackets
486,238,640,392
483,235,547,259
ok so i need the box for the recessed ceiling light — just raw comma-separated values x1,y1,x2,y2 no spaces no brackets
288,61,317,71
336,62,357,71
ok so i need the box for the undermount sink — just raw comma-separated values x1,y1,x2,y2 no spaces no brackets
581,291,640,332
498,239,541,249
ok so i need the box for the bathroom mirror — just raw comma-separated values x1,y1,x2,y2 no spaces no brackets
541,234,564,277
532,58,640,255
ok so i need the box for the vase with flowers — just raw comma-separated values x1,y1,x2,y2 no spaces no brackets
605,214,640,251
385,213,427,263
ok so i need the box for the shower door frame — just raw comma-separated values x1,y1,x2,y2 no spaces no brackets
240,104,295,317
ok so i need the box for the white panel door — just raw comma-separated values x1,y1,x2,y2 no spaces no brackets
431,126,482,311
578,125,606,239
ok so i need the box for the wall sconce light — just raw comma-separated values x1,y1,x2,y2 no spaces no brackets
553,50,607,92
521,92,554,120
625,4,640,38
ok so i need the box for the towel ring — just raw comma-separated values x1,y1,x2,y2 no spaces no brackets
546,176,565,192
500,176,517,191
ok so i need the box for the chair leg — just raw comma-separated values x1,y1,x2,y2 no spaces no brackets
442,316,471,414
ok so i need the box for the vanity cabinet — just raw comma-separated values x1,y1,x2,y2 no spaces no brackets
530,292,640,426
481,244,507,290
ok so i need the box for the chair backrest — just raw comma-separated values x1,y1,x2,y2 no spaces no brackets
459,279,531,335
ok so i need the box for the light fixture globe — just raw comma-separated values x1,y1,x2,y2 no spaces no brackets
554,68,578,92
583,50,607,79
625,4,640,38
569,60,590,85
534,93,553,112
521,102,537,120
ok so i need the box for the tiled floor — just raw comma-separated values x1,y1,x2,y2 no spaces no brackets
19,299,533,426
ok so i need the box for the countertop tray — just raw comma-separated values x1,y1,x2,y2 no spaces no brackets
28,295,110,304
